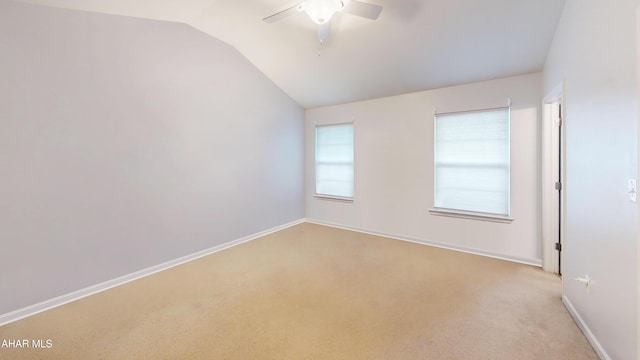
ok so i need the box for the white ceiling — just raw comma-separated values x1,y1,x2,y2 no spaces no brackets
15,0,566,108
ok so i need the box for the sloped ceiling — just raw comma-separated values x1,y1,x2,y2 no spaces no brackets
14,0,566,108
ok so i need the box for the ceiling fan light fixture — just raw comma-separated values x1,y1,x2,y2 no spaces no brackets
263,0,382,43
304,0,344,24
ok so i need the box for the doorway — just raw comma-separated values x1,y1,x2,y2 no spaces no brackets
542,84,564,275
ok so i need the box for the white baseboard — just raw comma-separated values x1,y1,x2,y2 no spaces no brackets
0,217,542,327
304,218,542,267
563,296,610,360
0,218,306,327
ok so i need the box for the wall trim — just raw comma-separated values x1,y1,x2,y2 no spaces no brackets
0,217,543,327
428,208,514,224
304,218,542,267
0,218,306,327
563,296,610,360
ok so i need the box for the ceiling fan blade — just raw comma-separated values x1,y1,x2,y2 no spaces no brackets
263,3,305,24
317,22,331,42
343,0,382,20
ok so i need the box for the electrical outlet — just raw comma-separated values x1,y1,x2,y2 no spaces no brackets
573,276,591,294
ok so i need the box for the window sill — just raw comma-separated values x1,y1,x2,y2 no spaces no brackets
428,208,513,224
313,194,354,203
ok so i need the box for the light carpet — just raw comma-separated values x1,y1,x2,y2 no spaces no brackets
0,223,598,359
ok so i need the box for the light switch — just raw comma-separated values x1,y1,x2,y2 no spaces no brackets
629,179,637,203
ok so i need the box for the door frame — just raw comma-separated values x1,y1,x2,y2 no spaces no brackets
542,82,565,275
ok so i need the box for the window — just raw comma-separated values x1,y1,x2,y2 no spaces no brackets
433,108,510,218
315,123,354,199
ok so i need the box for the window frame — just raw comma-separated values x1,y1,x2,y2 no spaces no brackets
313,122,355,202
429,107,513,223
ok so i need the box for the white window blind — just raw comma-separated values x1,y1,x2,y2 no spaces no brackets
434,108,510,215
315,123,354,198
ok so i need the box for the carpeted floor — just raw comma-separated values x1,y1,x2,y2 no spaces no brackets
0,223,597,359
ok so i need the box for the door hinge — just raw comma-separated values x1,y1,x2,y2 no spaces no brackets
555,242,562,252
554,117,563,127
555,182,562,191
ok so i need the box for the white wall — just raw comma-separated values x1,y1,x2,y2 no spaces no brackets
544,1,638,359
0,1,304,315
637,7,640,359
305,73,542,264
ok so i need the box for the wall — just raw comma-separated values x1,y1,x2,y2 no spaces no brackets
544,0,639,359
637,7,640,359
305,73,542,264
0,1,304,315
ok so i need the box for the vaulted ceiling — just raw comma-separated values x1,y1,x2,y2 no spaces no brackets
14,0,566,108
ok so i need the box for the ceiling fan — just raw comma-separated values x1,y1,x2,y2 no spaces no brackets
263,0,383,43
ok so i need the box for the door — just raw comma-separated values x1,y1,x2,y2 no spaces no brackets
542,85,564,275
553,102,563,276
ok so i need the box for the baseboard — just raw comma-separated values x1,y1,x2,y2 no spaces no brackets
563,296,610,360
0,218,306,327
0,217,542,327
304,218,542,267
